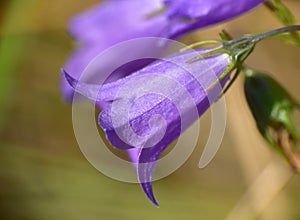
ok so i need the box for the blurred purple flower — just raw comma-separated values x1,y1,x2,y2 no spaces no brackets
63,47,233,206
62,0,265,102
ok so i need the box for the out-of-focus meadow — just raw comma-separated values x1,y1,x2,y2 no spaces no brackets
0,1,300,219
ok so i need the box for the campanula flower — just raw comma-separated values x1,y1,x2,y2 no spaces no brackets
62,22,275,205
64,46,235,206
62,0,265,102
244,69,300,172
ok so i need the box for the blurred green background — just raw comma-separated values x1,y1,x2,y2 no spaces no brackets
0,1,300,219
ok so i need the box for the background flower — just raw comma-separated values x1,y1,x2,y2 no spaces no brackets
62,0,265,103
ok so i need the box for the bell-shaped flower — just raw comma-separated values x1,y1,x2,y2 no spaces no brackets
244,69,300,172
63,46,235,206
62,0,266,102
64,18,282,204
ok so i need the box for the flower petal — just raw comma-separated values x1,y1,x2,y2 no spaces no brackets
69,0,166,43
98,50,231,205
64,48,232,205
62,0,265,103
164,0,266,38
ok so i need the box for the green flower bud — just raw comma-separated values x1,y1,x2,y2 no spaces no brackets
244,68,300,172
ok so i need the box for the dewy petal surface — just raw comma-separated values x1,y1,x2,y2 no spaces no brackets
65,48,233,205
62,0,265,103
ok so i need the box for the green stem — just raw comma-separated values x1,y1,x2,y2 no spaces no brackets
187,26,300,96
252,25,300,43
265,0,300,45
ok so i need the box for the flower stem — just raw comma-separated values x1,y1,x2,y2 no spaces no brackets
252,25,300,43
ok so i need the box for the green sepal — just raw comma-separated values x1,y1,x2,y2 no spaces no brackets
184,26,300,102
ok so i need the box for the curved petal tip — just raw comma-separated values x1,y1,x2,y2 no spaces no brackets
141,182,160,207
62,69,78,89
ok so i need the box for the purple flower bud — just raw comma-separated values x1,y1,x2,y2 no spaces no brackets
64,47,234,206
62,0,265,102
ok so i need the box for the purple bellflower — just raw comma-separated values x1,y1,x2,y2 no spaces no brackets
64,47,234,206
62,0,265,103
